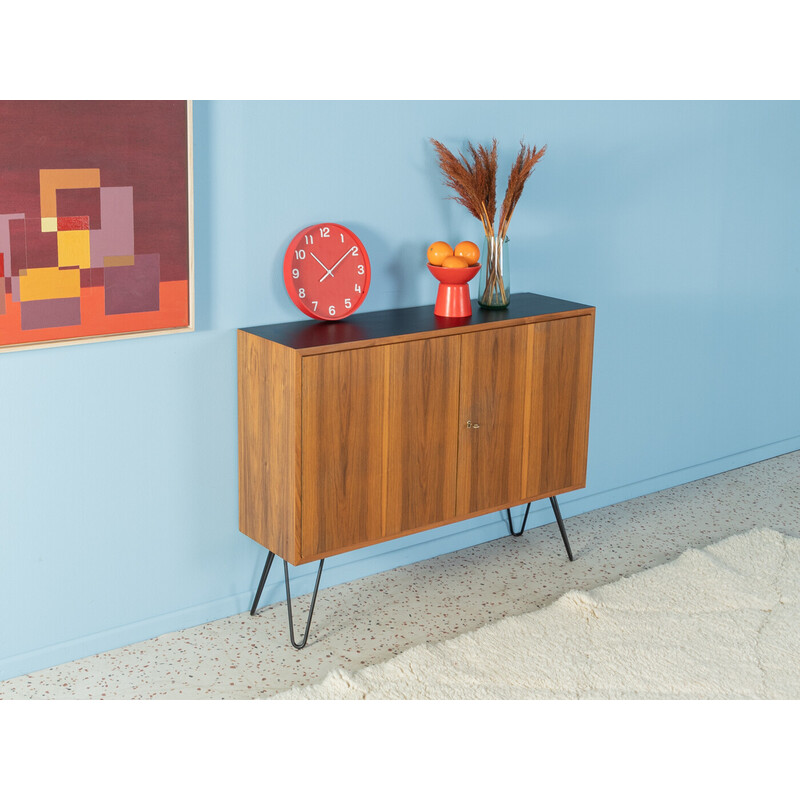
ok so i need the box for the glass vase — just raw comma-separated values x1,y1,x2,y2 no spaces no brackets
478,235,510,309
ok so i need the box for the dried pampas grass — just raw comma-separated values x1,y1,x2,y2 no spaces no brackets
498,142,546,239
430,137,546,238
429,138,497,238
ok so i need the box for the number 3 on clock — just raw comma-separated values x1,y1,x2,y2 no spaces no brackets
283,223,371,321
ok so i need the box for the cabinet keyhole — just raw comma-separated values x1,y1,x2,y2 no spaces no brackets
467,420,480,429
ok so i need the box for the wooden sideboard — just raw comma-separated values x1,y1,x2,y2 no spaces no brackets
238,292,595,646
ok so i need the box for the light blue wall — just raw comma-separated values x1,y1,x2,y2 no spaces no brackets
2,101,799,680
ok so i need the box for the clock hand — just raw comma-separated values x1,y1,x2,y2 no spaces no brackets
319,246,356,282
310,251,334,280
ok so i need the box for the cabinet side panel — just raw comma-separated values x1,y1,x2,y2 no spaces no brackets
526,313,595,497
301,347,386,560
384,336,460,537
238,331,298,561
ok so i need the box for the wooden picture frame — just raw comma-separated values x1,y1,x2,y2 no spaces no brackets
0,100,194,353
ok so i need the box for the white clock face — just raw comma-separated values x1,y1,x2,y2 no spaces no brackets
284,223,371,320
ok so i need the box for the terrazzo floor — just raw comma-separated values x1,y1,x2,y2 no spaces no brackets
2,450,798,700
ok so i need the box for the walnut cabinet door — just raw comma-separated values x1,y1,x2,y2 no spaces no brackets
455,324,531,516
300,336,461,559
456,314,594,515
384,335,460,537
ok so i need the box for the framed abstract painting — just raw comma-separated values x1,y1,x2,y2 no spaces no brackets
0,100,194,352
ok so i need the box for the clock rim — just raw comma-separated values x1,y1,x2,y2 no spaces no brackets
283,222,371,321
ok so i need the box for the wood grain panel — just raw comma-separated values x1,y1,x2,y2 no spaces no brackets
456,325,530,516
301,346,386,559
238,331,299,562
525,313,595,498
384,336,460,537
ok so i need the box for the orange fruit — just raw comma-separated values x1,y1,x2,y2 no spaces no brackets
427,241,453,265
454,240,480,265
441,255,470,269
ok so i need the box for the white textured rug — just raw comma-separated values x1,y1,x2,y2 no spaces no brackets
272,529,800,700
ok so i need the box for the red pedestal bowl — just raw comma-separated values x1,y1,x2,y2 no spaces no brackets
427,262,481,318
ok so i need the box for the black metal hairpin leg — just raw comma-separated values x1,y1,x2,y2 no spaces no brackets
506,496,575,561
250,550,326,649
250,551,276,616
506,504,531,536
549,496,575,561
284,558,325,650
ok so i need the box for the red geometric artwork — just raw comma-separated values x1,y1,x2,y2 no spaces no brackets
0,101,193,351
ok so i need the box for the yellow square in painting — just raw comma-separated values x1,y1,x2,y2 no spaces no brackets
19,266,81,302
41,217,58,233
57,230,91,270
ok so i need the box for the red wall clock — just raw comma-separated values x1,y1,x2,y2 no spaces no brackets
283,223,371,321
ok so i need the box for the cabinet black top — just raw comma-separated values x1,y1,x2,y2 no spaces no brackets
240,292,594,352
